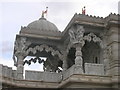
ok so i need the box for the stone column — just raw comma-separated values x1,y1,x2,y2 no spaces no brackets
13,37,30,79
16,55,24,79
69,25,85,74
74,44,83,73
75,45,83,66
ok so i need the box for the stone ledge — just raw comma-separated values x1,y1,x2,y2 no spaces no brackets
58,74,112,88
1,74,119,88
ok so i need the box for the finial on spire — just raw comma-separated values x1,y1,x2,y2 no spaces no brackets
82,6,86,15
41,7,48,18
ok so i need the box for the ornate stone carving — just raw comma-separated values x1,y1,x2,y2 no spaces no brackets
13,37,31,79
68,25,104,74
69,26,85,46
13,37,31,66
26,44,63,60
24,44,63,73
84,33,103,48
69,25,85,73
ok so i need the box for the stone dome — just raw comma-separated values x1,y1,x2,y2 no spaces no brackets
27,17,59,31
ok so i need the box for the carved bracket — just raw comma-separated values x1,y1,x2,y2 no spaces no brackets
69,25,85,46
13,37,31,66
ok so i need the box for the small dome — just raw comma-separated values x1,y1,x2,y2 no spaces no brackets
27,17,59,31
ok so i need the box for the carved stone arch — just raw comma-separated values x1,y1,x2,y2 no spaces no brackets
83,33,104,49
26,44,63,60
82,33,104,65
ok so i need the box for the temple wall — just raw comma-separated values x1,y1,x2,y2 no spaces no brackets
106,26,119,88
106,27,119,76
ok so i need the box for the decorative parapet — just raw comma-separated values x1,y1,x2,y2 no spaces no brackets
25,70,62,82
0,64,16,79
76,13,120,25
62,13,119,37
104,13,120,28
76,13,104,23
71,14,105,28
105,13,120,21
85,63,104,75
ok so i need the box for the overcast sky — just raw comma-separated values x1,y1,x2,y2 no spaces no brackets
0,0,119,71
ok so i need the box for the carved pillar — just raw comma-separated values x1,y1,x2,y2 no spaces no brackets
69,25,85,73
75,44,83,66
13,37,31,79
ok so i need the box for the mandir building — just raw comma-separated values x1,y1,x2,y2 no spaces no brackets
1,12,120,88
